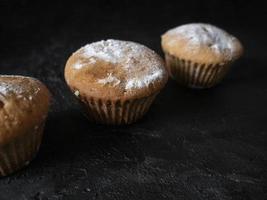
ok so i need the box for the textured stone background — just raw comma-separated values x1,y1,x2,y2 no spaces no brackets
0,0,266,199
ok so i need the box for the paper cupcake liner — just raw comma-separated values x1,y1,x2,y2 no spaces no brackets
79,93,157,125
165,53,231,88
0,122,45,177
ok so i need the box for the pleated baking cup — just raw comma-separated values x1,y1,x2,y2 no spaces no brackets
165,53,231,88
78,93,158,125
0,122,45,177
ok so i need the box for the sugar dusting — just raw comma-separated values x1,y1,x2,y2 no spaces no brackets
165,23,237,55
75,39,166,90
73,58,96,70
73,61,83,70
0,82,24,96
125,70,163,90
98,73,121,86
81,40,126,64
0,76,40,101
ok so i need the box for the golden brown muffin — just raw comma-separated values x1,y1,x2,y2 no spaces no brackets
0,75,50,176
161,23,243,88
65,39,168,125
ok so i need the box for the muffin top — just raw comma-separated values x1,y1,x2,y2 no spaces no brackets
161,23,243,64
0,75,50,145
65,39,168,99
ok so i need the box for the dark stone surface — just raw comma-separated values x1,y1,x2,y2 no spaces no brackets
0,0,266,199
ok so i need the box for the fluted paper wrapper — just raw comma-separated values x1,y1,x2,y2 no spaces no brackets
0,123,44,177
79,93,157,125
165,53,231,88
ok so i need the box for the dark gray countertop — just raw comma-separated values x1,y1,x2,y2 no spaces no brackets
0,0,266,199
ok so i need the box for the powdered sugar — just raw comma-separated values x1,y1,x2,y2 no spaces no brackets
73,58,96,69
166,23,236,55
81,40,125,64
73,61,83,70
98,73,121,86
0,76,40,101
0,82,24,96
74,39,166,90
125,70,163,90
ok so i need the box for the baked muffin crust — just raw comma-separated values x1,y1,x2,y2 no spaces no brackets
161,23,243,64
65,39,168,99
0,75,50,145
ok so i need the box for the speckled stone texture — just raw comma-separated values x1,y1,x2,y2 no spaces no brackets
0,0,266,199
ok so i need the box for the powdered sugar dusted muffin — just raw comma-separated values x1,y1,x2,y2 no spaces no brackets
161,23,243,88
0,75,50,176
65,39,168,124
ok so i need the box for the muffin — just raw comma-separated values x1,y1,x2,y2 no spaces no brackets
161,23,243,88
0,75,50,176
65,39,168,125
